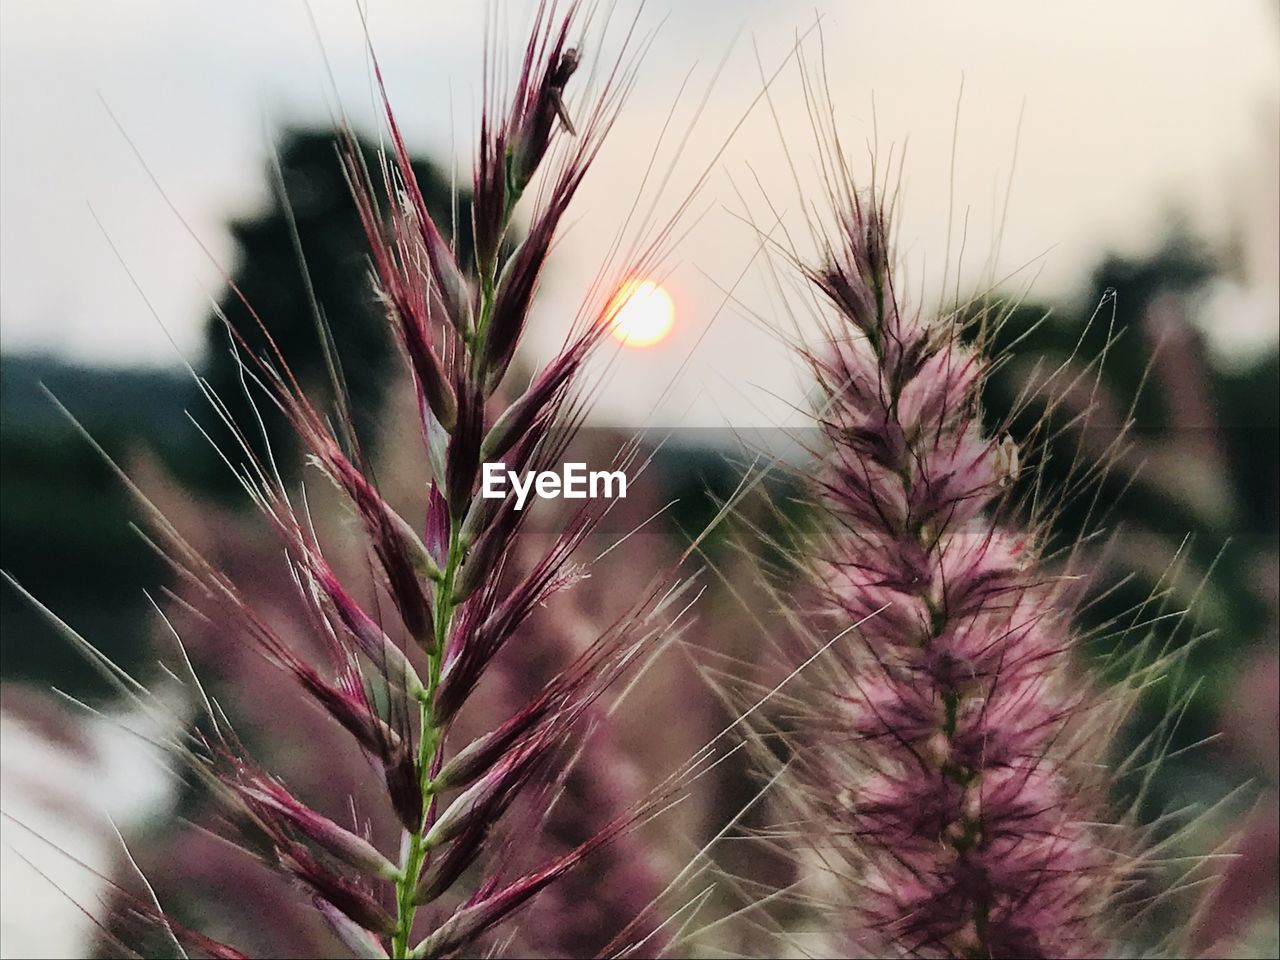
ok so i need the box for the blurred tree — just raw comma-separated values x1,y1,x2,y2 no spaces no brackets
197,128,473,493
1,126,469,697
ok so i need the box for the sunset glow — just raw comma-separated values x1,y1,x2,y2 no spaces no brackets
606,278,674,348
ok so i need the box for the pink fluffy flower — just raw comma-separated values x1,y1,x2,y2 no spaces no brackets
791,192,1112,958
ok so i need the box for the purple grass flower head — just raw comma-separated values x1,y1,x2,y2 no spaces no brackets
9,0,720,951
785,190,1117,959
19,3,705,956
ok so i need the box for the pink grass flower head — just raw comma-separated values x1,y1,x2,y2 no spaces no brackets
789,190,1116,958
36,4,694,956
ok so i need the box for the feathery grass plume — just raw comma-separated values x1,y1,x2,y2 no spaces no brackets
6,3,698,956
216,6,669,955
774,185,1126,958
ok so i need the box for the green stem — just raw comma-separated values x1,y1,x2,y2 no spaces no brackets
390,243,502,958
391,522,463,959
390,162,513,959
474,272,496,353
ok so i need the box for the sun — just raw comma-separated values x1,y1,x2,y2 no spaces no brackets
606,278,675,348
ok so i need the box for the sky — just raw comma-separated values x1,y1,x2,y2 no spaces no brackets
1,0,1277,426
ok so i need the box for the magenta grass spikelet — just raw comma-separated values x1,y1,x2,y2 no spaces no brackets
0,2,688,954
790,192,1112,958
80,4,690,955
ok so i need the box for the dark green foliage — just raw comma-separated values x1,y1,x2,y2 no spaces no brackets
974,232,1279,811
0,356,192,696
